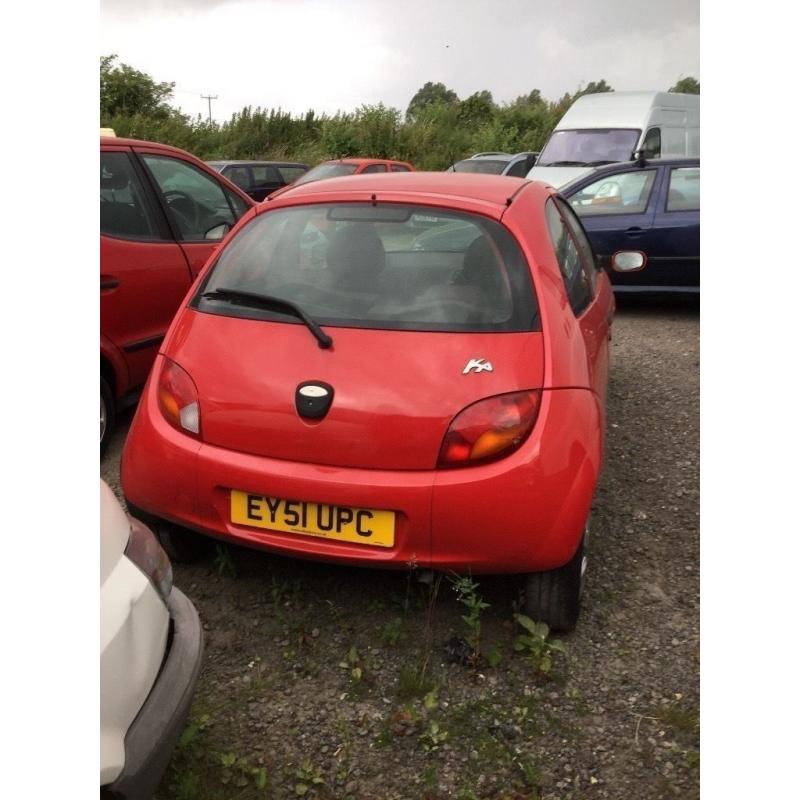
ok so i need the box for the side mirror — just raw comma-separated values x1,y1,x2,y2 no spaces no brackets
205,222,231,241
632,149,647,167
611,251,647,272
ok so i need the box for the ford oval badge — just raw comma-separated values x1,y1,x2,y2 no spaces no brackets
296,381,334,419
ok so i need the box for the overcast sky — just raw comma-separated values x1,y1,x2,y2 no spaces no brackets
100,0,699,122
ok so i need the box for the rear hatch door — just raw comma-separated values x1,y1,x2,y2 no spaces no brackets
171,311,544,471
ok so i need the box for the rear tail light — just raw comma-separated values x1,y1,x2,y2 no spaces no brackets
437,390,541,468
125,517,173,605
157,357,201,438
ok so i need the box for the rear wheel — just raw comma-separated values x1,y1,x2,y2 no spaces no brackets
524,534,587,632
154,519,214,564
100,377,115,457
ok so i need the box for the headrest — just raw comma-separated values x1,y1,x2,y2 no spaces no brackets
325,224,386,289
100,167,129,191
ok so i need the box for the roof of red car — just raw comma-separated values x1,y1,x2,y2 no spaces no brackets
270,171,535,208
100,136,193,156
329,157,411,166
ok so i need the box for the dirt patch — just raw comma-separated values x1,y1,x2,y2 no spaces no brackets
102,295,699,799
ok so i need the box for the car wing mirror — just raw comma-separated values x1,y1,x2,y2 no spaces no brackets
611,251,647,272
205,222,231,241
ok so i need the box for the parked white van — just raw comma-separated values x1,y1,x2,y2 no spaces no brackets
527,91,700,188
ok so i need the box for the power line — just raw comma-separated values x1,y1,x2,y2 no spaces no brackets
200,93,218,121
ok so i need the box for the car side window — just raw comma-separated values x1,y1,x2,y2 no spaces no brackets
361,164,387,173
251,165,282,189
100,152,162,240
667,167,700,211
224,186,250,217
641,127,661,158
504,160,529,178
569,169,657,216
224,166,252,191
141,154,238,241
390,164,411,173
556,197,599,287
545,198,592,316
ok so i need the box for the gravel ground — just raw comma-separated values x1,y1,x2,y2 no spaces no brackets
101,295,699,800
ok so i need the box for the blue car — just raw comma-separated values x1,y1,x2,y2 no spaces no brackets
561,158,699,293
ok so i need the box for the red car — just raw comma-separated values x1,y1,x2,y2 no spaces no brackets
268,157,415,199
122,172,620,629
101,137,254,452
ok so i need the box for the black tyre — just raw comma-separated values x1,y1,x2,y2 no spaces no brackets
100,377,115,458
154,519,214,564
524,535,586,632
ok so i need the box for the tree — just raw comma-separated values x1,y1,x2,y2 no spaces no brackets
512,89,546,107
458,91,496,128
100,54,176,121
406,81,459,122
354,103,402,157
669,76,700,94
573,79,614,100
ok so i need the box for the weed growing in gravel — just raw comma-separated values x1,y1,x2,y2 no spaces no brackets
380,616,405,646
449,574,490,664
339,644,373,698
213,544,237,578
397,663,437,700
513,614,566,674
512,753,542,789
269,574,304,607
165,713,212,799
293,757,324,796
415,572,443,684
419,719,449,752
219,751,269,794
486,646,503,667
393,572,443,700
657,696,699,735
422,764,437,786
344,644,363,681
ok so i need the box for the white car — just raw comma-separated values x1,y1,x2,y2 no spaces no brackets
100,480,203,798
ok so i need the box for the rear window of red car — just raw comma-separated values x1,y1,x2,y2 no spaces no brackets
195,203,539,333
294,163,358,185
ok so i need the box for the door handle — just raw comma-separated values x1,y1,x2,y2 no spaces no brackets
625,227,645,237
100,276,119,291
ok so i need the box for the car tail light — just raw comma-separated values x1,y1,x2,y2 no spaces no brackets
125,517,173,605
438,391,541,468
157,357,201,438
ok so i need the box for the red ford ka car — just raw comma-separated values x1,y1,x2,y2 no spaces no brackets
122,172,622,629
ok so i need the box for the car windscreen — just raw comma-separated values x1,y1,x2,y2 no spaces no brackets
293,163,359,185
452,159,508,175
538,129,640,166
195,203,539,333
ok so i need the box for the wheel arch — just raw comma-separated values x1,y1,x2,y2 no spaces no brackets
100,336,129,399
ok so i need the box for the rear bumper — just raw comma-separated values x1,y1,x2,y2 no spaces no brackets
123,385,602,573
104,588,203,800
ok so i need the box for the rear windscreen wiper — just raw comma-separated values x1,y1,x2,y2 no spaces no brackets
201,287,333,349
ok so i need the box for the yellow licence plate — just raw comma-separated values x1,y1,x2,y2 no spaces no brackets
230,490,395,548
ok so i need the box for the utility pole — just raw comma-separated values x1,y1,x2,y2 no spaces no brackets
201,94,218,121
